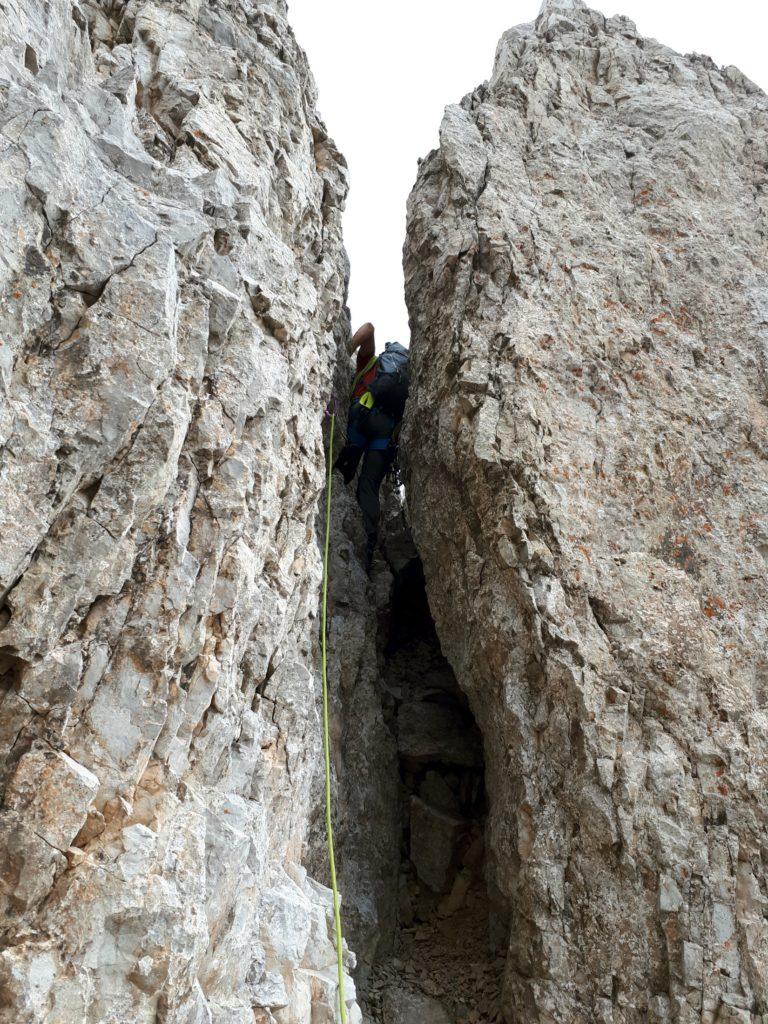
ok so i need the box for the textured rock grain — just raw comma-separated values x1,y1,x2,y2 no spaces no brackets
0,1,360,1021
404,2,768,1021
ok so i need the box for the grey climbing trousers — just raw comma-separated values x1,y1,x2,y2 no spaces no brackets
356,447,395,540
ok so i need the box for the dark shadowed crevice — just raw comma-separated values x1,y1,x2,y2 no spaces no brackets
359,508,505,1023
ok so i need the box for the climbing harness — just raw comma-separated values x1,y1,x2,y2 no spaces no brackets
321,409,347,1024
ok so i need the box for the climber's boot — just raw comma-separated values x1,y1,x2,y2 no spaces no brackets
334,443,364,484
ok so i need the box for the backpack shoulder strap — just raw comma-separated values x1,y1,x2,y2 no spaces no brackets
351,354,378,394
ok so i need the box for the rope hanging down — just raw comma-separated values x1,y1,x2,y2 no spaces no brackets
321,410,347,1023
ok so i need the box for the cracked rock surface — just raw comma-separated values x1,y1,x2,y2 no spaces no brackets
404,2,768,1022
0,1,359,1021
305,348,401,978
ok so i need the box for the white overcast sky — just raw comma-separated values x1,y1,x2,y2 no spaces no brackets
289,0,767,348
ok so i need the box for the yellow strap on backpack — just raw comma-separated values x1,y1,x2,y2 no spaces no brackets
351,355,377,395
359,391,374,410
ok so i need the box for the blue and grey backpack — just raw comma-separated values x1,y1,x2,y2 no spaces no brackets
367,342,410,420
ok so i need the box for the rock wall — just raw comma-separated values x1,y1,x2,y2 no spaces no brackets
0,1,360,1021
404,2,768,1022
305,348,401,977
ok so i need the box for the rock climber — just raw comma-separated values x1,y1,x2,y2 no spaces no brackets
334,322,409,571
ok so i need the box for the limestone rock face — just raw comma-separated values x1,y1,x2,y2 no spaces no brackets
404,3,768,1022
0,1,358,1021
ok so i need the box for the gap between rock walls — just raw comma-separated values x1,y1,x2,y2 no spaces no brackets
352,489,508,1024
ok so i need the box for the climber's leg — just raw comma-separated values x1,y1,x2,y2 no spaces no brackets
356,447,394,565
334,443,364,484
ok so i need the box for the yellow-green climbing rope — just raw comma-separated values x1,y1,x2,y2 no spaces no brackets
321,411,347,1023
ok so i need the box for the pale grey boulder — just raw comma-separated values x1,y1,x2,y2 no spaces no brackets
381,985,451,1024
404,2,768,1022
409,796,465,894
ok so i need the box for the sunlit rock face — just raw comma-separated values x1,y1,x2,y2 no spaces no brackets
0,1,360,1020
404,2,768,1021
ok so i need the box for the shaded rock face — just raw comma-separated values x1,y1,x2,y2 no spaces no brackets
404,2,768,1022
304,388,401,975
362,535,503,1023
0,1,359,1021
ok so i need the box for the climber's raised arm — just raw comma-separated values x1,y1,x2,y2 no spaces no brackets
350,322,375,366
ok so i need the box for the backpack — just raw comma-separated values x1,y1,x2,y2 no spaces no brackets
367,342,410,420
